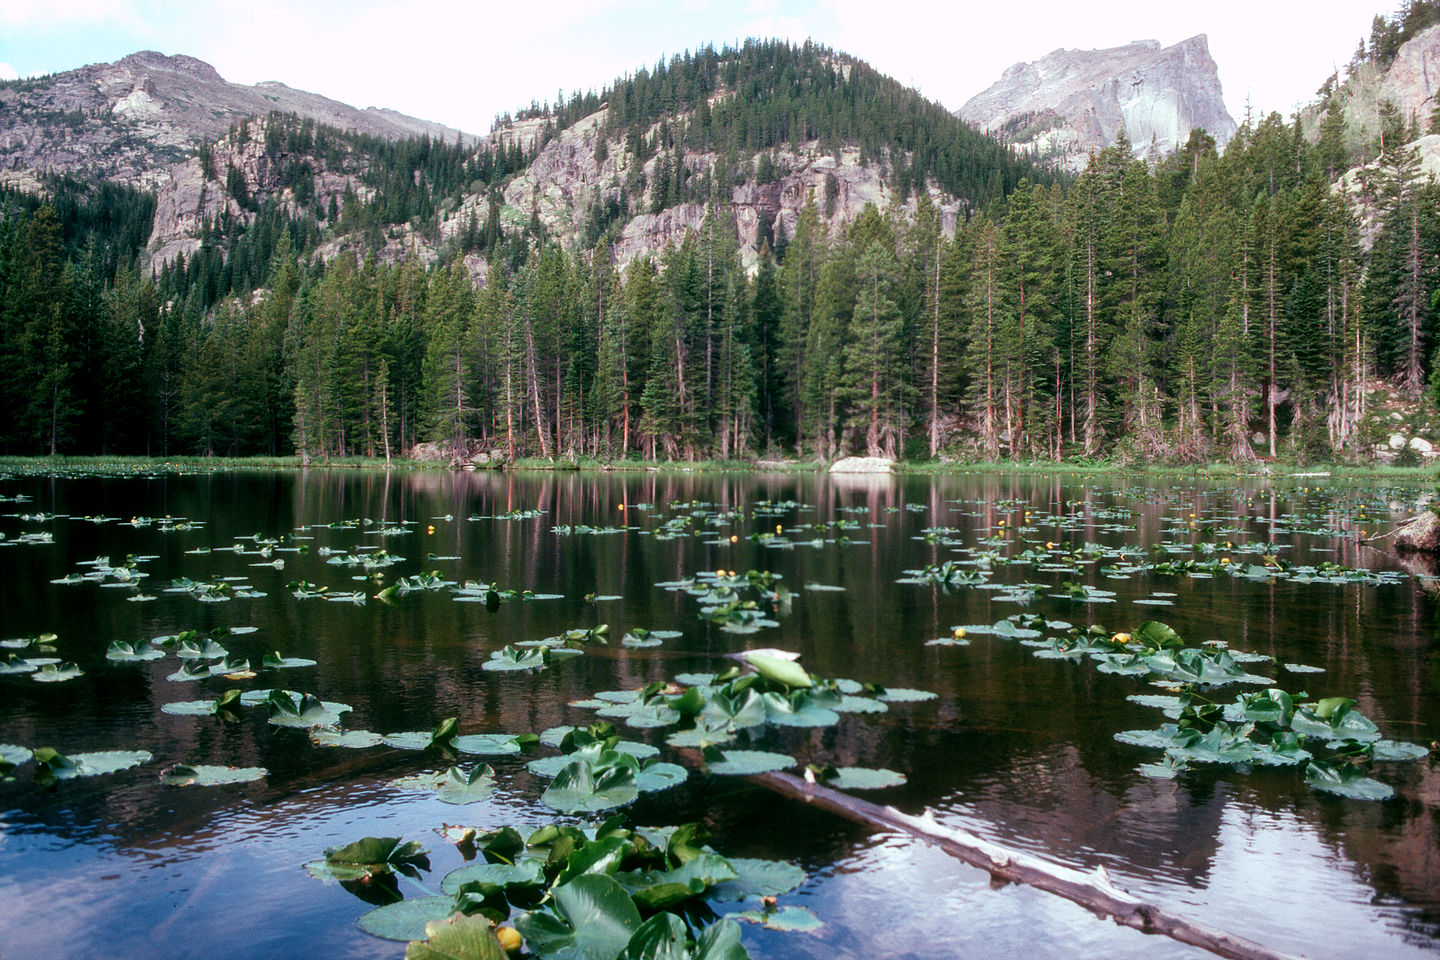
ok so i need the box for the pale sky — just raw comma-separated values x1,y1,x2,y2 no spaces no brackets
0,1,1388,136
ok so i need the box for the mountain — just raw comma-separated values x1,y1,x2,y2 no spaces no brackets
0,51,473,190
958,36,1236,171
110,41,1047,276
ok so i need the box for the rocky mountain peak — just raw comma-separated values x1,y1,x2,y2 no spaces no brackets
959,35,1236,171
0,51,474,189
116,51,224,82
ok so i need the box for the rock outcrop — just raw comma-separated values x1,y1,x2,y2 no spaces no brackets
959,36,1236,171
1303,25,1440,158
829,456,896,474
0,50,473,190
475,105,963,271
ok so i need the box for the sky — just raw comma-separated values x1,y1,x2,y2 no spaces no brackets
0,1,1389,135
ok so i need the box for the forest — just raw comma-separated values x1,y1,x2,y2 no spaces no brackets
0,30,1436,465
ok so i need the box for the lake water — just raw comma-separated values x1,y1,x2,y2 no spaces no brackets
0,468,1436,960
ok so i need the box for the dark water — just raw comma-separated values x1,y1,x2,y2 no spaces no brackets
0,468,1437,960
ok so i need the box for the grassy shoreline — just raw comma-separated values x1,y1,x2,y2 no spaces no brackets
1,453,1437,481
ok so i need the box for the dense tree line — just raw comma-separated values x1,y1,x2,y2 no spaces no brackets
2,36,1437,463
525,39,1047,207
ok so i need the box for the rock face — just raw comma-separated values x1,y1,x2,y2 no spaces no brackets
959,36,1236,171
1303,25,1440,159
481,105,963,271
0,50,473,190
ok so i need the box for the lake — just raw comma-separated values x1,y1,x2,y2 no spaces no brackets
0,467,1436,960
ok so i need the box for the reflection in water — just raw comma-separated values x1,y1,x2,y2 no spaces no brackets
0,469,1436,960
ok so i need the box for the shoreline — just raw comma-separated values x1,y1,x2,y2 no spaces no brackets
0,454,1435,481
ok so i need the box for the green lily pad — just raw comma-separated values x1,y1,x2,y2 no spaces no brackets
831,695,888,714
35,748,152,779
159,763,267,786
310,728,385,748
106,641,165,662
635,761,688,793
262,651,318,669
175,638,230,659
817,766,906,790
267,691,350,728
435,765,497,804
542,760,639,814
483,645,550,671
32,661,84,683
1305,761,1394,800
453,734,528,756
1370,740,1429,761
734,905,823,932
161,699,228,717
404,912,508,960
515,874,642,960
358,896,458,941
613,854,740,913
876,687,937,702
1,743,33,773
306,837,431,882
707,856,806,901
760,692,839,728
705,750,794,776
440,858,548,896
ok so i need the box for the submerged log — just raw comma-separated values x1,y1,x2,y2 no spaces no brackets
752,771,1307,960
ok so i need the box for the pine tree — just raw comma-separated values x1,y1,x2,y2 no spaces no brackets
842,239,907,458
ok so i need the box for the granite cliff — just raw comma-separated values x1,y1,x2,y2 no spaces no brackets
959,36,1236,171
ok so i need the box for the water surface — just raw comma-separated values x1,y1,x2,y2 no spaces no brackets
0,468,1436,960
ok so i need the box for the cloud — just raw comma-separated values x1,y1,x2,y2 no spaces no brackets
0,62,18,80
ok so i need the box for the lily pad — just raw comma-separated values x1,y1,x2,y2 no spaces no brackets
1370,740,1429,761
35,748,152,779
453,733,529,756
483,645,550,672
404,913,508,960
310,728,385,748
1305,761,1394,800
441,858,548,896
705,750,794,776
159,763,267,786
306,837,431,882
262,651,318,669
267,691,350,728
635,761,688,793
734,905,823,932
515,874,643,960
707,856,806,901
106,641,165,662
815,766,907,790
616,913,751,960
435,765,497,804
32,661,84,683
358,896,458,941
161,699,229,717
541,760,639,814
1,743,32,774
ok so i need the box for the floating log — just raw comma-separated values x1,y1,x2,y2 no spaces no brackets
752,771,1308,960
